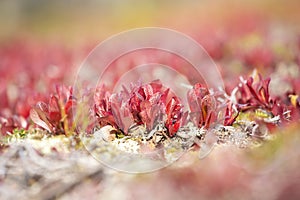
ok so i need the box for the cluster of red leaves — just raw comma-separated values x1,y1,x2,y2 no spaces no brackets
236,74,273,111
165,96,186,136
187,83,217,129
223,72,300,127
93,85,115,128
30,85,76,135
223,74,275,126
93,80,185,136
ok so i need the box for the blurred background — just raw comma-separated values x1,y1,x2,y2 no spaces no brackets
1,0,300,87
1,0,300,44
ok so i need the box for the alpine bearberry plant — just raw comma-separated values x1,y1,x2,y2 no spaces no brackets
92,80,185,137
30,85,77,135
187,83,217,129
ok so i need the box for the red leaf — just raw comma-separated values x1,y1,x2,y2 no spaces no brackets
30,108,52,132
166,97,183,136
